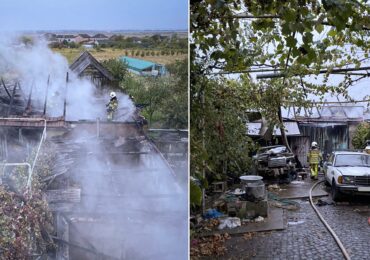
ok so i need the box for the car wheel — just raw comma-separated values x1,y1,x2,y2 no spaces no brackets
324,174,330,186
331,180,342,202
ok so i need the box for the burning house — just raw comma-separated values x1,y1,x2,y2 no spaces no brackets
246,105,366,168
0,37,187,259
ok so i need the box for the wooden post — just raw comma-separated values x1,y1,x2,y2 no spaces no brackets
63,72,68,118
43,75,50,115
7,82,17,116
25,80,34,114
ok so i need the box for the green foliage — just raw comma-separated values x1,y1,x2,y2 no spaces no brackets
162,58,189,129
191,75,255,182
191,0,370,189
102,58,128,82
352,122,370,149
93,44,102,51
0,142,55,259
121,59,188,129
190,180,202,207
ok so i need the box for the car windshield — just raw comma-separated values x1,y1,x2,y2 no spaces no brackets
335,154,370,167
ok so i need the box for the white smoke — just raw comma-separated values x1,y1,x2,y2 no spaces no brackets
0,33,187,259
0,33,135,121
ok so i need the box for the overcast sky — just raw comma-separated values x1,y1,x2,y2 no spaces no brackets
0,0,188,31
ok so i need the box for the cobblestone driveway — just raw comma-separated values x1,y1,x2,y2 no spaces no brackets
204,184,370,260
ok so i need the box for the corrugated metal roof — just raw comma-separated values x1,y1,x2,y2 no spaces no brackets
289,105,364,122
120,56,156,71
246,122,301,136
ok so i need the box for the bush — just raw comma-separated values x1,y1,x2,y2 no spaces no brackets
352,122,370,149
102,59,128,82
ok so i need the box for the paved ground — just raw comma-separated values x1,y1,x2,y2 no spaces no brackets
200,177,370,260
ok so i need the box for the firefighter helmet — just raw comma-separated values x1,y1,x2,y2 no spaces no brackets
311,141,318,148
365,146,370,154
110,91,116,98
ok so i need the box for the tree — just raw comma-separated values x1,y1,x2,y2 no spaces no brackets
102,59,128,82
352,122,370,149
123,76,169,126
191,0,370,210
162,58,189,129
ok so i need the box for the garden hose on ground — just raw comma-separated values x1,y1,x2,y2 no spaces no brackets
309,180,351,260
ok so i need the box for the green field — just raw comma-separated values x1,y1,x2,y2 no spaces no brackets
52,47,187,65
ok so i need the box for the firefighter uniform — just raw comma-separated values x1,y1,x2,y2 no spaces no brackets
107,92,118,121
307,142,322,179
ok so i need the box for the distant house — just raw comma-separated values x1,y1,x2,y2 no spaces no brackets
56,34,76,43
43,33,57,42
120,56,166,77
129,37,142,44
92,33,108,41
75,34,91,44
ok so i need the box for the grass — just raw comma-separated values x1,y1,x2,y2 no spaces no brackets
52,47,187,65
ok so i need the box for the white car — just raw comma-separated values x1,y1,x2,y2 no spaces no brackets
324,151,370,201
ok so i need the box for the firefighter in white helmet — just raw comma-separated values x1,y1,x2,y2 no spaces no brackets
364,146,370,154
307,141,322,180
106,91,118,121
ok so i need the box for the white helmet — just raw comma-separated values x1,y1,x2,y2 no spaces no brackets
311,141,318,147
110,91,116,98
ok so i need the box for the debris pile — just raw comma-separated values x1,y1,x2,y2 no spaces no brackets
190,233,231,258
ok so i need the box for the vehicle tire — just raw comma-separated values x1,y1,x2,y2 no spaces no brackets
331,181,342,202
324,174,330,186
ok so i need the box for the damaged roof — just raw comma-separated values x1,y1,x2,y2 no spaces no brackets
69,51,114,81
294,105,364,122
246,121,301,136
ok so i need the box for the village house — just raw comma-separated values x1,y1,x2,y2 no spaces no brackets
74,33,91,44
120,56,167,77
246,104,368,167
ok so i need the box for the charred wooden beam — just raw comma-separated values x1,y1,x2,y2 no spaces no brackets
1,78,11,98
52,236,120,260
25,81,34,114
43,75,50,115
63,72,68,118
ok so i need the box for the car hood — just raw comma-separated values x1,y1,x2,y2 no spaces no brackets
336,166,370,176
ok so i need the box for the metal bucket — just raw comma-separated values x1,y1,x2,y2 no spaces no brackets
240,175,265,201
239,175,263,183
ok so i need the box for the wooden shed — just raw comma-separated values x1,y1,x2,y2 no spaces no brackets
69,51,115,86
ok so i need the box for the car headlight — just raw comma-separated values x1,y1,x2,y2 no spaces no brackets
342,176,355,184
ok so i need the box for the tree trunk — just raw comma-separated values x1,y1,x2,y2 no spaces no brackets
278,105,291,152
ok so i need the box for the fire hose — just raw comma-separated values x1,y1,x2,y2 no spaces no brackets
309,180,351,260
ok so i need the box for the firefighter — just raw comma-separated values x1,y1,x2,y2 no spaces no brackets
106,91,118,121
364,146,370,154
307,141,322,180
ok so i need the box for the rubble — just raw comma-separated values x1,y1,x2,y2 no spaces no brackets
190,233,231,258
